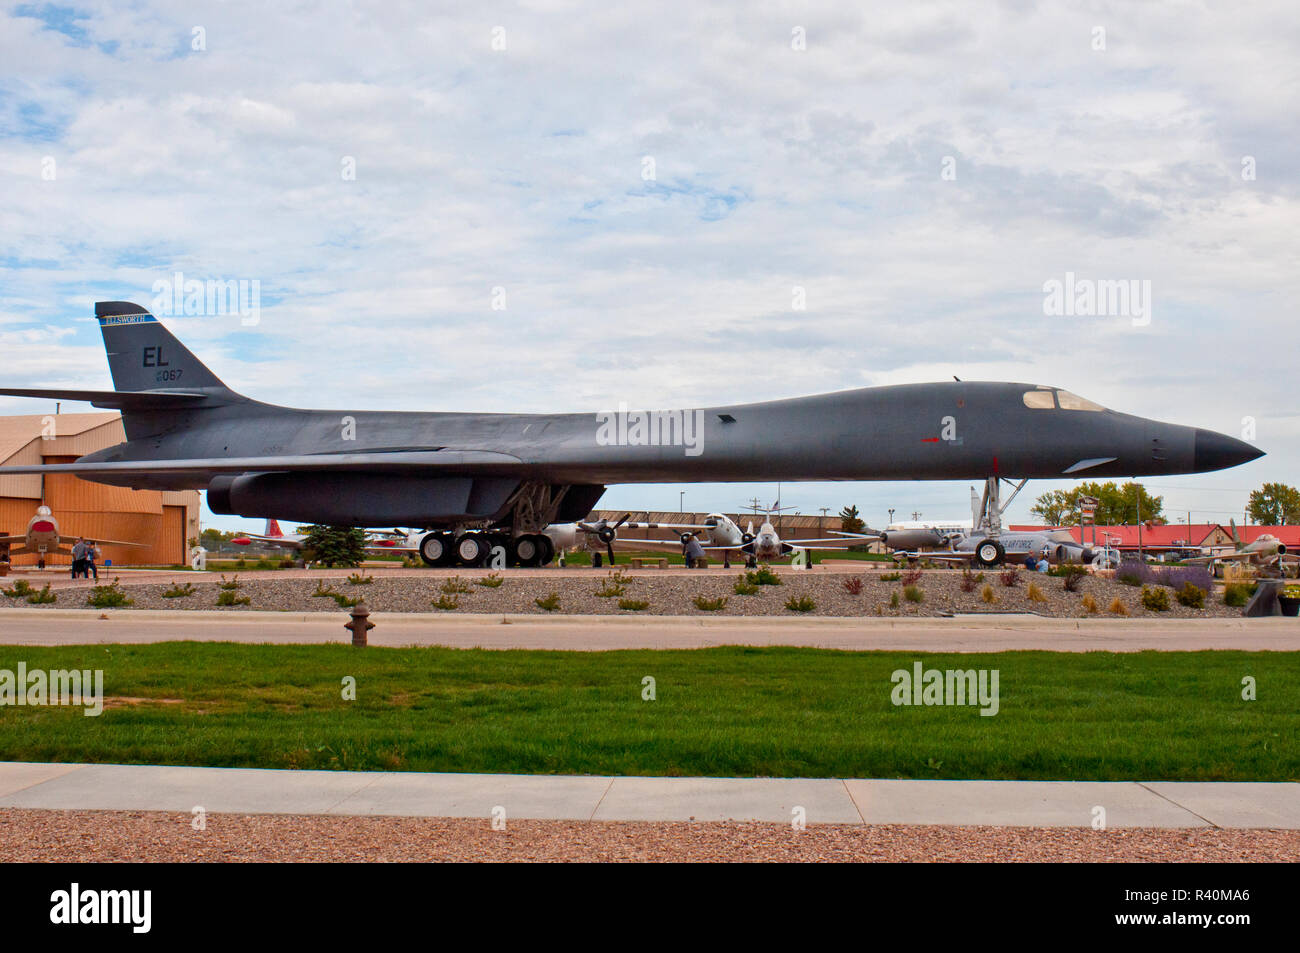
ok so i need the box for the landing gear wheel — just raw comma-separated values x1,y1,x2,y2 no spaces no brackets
454,533,491,567
419,532,455,567
974,539,1005,568
513,534,541,567
513,533,551,568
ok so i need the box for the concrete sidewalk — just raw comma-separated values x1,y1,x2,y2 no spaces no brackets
1,762,1296,828
2,610,1299,652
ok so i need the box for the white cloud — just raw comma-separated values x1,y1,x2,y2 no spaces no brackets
1,0,1296,529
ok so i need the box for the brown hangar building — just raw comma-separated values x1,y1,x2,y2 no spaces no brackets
0,413,201,568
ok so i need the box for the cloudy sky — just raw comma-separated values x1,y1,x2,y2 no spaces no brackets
2,0,1297,531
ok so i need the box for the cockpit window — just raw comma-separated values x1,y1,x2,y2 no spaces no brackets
1055,391,1104,412
1022,390,1055,409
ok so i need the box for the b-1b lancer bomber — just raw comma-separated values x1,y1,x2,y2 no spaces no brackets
0,301,1263,567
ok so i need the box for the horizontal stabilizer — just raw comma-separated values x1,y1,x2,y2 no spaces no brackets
0,387,210,410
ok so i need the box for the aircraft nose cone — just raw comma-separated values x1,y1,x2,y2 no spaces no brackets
1194,429,1263,473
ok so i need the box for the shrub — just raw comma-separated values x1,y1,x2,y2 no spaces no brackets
216,589,250,607
1223,583,1251,607
748,565,782,586
981,584,997,604
959,568,979,593
999,568,1020,587
785,594,816,612
347,572,374,585
903,585,924,603
535,591,561,611
331,593,362,608
900,568,923,586
279,558,296,569
1108,597,1130,616
1081,593,1098,613
1175,582,1206,609
693,594,729,611
1115,560,1152,587
889,591,900,608
312,581,338,597
1160,565,1214,594
431,594,460,610
162,582,197,599
618,598,650,611
220,574,242,590
25,584,56,604
841,576,864,595
1140,586,1171,611
733,575,760,596
1026,581,1047,602
2,580,34,598
476,573,504,588
440,576,472,594
1061,566,1087,593
880,571,901,582
88,579,133,608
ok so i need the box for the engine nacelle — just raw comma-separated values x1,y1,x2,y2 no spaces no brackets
208,472,519,526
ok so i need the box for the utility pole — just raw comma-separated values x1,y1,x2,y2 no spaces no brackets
679,490,684,516
819,506,830,536
888,507,895,526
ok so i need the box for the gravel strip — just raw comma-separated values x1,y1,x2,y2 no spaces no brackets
1,809,1294,861
1,570,1243,618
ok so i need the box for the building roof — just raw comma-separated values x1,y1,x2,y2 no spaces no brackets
0,413,121,466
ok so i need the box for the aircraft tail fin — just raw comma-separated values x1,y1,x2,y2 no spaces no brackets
264,519,284,538
96,301,237,395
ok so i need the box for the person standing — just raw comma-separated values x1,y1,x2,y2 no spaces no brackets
684,534,706,569
86,540,100,580
70,537,86,579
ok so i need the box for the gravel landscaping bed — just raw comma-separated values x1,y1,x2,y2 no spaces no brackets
1,569,1244,618
1,810,1294,862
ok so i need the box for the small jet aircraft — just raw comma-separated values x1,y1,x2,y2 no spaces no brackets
1184,521,1299,575
889,528,1121,568
0,505,145,569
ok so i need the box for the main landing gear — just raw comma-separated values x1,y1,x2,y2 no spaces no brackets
418,531,554,568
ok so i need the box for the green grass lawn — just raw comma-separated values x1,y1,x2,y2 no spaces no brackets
0,644,1294,780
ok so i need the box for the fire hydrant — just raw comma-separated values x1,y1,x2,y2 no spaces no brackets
345,602,374,646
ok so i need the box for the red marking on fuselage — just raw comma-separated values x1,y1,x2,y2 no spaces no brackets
993,456,1000,474
921,437,939,443
31,520,56,533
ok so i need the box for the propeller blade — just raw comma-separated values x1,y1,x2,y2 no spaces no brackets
615,513,630,530
606,541,616,564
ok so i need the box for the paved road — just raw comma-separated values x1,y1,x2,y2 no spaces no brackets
1,761,1295,827
1,608,1298,651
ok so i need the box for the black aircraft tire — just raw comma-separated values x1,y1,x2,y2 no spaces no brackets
419,532,455,568
455,533,491,567
974,539,1005,568
513,534,540,567
537,534,555,567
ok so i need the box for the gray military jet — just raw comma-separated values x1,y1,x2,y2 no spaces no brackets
0,301,1263,567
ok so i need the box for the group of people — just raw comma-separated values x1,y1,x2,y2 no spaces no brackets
70,538,100,580
1022,549,1052,573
